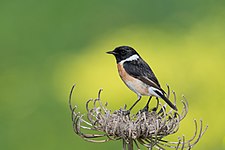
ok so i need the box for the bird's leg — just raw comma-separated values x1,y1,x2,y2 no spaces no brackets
122,95,142,115
140,96,152,112
152,97,159,111
129,95,142,111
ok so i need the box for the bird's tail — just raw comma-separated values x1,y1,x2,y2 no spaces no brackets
154,90,178,111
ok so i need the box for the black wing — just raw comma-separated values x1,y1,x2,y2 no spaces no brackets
123,58,177,110
123,58,162,89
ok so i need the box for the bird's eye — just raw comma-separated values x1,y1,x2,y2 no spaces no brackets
121,50,126,55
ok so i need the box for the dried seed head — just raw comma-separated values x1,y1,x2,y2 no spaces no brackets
69,84,208,149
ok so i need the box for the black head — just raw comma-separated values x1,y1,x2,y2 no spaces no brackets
106,46,139,63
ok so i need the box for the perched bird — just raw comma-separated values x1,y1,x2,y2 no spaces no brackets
107,46,178,113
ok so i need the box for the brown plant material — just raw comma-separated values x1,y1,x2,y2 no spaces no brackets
69,84,208,150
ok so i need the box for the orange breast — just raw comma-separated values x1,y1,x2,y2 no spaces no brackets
117,63,149,95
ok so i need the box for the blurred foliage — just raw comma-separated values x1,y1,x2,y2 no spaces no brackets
0,0,225,149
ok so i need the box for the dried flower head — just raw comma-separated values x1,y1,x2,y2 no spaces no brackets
69,84,208,150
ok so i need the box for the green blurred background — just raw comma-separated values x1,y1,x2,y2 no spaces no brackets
1,0,225,149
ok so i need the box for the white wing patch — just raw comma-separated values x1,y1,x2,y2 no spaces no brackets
148,87,163,97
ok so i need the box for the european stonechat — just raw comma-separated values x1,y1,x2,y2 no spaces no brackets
107,46,178,113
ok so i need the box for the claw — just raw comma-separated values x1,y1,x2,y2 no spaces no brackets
141,105,149,112
122,110,130,116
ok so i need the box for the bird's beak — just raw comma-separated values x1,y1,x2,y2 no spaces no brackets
106,51,116,55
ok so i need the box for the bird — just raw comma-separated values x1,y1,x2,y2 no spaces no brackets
106,46,178,114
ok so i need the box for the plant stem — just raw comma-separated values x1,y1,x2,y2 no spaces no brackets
122,139,133,150
128,139,133,150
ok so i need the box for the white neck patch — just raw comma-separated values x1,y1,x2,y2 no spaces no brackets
120,54,139,64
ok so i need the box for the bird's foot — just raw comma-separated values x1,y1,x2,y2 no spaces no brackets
137,105,149,114
141,105,149,112
157,106,166,115
121,110,130,116
151,107,158,112
137,105,159,115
